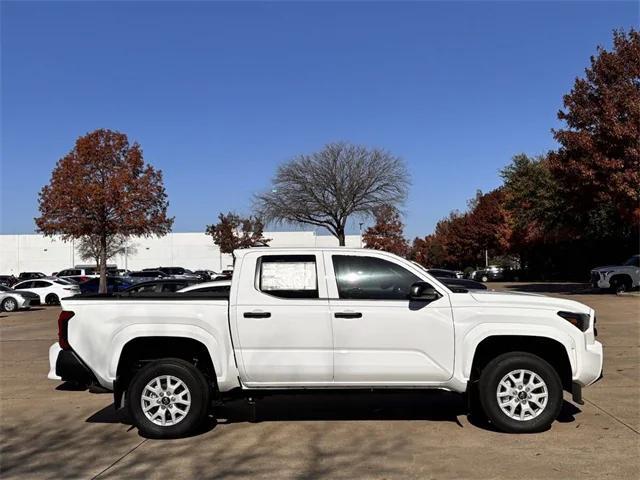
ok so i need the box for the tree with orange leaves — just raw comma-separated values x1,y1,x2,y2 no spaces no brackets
36,129,174,293
362,205,409,257
550,29,639,225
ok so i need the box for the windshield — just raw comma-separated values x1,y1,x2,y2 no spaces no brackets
623,255,639,267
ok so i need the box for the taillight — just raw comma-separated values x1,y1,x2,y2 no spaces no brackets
58,310,75,350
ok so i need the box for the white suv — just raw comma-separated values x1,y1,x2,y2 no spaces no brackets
591,254,640,293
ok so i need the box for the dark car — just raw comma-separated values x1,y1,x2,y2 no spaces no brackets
79,276,134,294
0,275,18,287
127,270,170,283
426,268,461,279
469,266,505,282
122,278,200,294
18,272,47,281
438,277,487,291
193,270,212,281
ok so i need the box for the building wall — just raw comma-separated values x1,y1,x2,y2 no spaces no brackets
0,232,362,274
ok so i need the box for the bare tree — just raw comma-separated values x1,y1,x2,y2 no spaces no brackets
255,142,410,246
77,234,137,269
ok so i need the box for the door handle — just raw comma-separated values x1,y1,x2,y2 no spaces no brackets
243,311,271,318
334,312,362,319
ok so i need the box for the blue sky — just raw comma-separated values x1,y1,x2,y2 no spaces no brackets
1,1,637,238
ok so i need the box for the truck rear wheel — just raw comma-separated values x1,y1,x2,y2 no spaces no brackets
128,358,210,438
478,352,563,433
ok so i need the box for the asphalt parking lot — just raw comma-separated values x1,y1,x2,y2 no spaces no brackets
1,283,638,479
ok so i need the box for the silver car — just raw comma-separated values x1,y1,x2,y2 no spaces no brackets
0,285,36,312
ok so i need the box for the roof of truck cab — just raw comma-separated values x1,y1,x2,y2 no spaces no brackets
234,247,381,257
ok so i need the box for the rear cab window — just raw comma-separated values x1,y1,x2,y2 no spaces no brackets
256,255,319,299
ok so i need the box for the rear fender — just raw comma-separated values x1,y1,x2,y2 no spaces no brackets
109,324,239,391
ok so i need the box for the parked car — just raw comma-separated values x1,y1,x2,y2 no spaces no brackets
127,270,171,283
79,277,134,294
13,278,80,305
0,285,38,311
0,275,18,287
49,247,602,438
192,270,212,281
177,280,231,294
18,272,47,281
470,266,505,282
122,278,200,294
55,267,100,278
438,277,487,291
590,254,640,293
426,268,463,279
143,267,200,280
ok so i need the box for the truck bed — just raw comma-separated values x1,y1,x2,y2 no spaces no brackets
70,291,231,300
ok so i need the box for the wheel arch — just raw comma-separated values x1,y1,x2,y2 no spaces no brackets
110,326,225,408
467,334,574,391
609,273,633,287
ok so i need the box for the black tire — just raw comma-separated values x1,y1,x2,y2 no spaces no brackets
478,352,563,433
1,297,18,312
45,293,59,305
610,276,631,295
128,358,210,438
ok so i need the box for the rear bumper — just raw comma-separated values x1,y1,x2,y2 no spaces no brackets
48,342,96,385
47,343,62,380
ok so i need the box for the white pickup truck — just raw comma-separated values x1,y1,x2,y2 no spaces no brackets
590,254,640,293
48,248,603,438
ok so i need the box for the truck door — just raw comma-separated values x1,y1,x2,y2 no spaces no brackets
232,252,333,385
324,252,455,384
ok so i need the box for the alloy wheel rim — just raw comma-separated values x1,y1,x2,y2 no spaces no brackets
496,369,548,421
4,299,16,311
141,375,191,426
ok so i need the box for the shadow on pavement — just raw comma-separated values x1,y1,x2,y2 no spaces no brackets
1,392,582,479
86,390,580,430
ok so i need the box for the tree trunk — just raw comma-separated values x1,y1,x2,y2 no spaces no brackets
336,227,346,247
99,234,107,294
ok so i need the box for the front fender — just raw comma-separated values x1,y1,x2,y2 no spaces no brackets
460,323,577,380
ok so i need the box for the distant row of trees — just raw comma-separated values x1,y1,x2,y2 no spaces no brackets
34,30,638,292
404,30,639,277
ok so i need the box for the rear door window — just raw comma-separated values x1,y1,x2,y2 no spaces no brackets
257,255,318,299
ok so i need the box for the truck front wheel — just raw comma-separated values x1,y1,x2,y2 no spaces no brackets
128,358,210,438
478,352,563,433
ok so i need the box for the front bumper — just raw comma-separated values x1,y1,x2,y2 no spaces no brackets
16,296,31,309
591,272,610,289
574,340,604,387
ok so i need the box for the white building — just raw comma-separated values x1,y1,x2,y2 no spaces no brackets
0,232,362,275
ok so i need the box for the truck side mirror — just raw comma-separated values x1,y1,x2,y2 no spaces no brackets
409,282,441,302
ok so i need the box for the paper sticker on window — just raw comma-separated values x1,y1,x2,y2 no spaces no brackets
261,262,317,291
